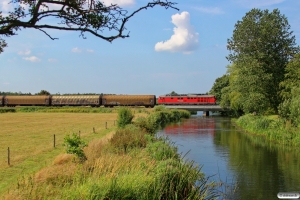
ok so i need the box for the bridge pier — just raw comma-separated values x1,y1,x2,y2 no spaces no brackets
203,111,209,116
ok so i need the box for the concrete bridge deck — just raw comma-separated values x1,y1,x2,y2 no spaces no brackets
164,105,224,111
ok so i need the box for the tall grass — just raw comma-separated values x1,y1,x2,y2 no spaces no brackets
236,114,300,147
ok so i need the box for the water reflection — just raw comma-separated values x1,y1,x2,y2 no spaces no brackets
157,115,300,200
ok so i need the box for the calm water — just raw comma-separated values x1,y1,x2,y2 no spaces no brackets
157,114,300,200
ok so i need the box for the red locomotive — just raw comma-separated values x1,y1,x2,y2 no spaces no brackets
157,94,216,105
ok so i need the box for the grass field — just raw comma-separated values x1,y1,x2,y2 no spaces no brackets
0,111,147,195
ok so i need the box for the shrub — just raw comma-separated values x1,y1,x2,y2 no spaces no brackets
178,109,191,119
63,133,87,161
0,108,16,113
153,105,167,112
117,107,134,128
110,125,147,154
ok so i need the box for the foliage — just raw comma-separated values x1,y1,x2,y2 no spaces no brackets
0,0,178,53
226,8,299,114
63,133,87,161
117,107,134,128
236,114,300,146
35,90,50,95
146,137,179,161
0,91,32,95
279,53,300,125
287,87,300,126
0,108,16,113
134,109,190,134
169,91,179,96
109,125,147,154
209,74,229,104
153,105,167,112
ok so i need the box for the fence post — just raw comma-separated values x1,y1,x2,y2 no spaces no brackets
8,147,10,166
54,134,56,148
93,127,95,133
105,122,107,129
114,120,115,126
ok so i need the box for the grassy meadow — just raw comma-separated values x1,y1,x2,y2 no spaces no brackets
0,108,149,196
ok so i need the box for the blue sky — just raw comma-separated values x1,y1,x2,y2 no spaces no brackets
1,0,300,96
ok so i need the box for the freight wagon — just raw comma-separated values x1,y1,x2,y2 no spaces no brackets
3,96,51,106
102,95,156,108
51,95,101,107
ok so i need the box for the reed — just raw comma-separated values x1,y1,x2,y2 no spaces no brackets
236,114,300,147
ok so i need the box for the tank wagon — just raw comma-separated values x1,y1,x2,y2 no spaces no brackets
102,95,156,108
4,96,51,106
51,95,101,106
158,94,216,105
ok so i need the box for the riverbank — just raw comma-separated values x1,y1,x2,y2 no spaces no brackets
2,108,219,199
235,114,300,148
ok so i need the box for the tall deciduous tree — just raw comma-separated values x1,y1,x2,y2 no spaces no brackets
227,8,299,114
0,0,178,53
279,53,300,125
209,73,229,104
36,90,51,95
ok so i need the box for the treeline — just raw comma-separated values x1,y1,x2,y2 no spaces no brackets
210,8,300,126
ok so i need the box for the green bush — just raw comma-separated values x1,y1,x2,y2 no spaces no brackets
153,105,167,112
0,108,16,113
178,109,191,119
63,133,87,161
117,107,134,128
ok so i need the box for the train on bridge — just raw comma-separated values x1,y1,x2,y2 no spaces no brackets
0,94,217,107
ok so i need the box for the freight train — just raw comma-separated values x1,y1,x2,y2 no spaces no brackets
0,94,216,107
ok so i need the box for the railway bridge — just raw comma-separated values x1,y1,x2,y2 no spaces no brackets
164,105,224,116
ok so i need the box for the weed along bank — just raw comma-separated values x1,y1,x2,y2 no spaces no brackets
1,106,221,199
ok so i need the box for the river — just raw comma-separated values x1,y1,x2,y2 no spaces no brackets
157,113,300,200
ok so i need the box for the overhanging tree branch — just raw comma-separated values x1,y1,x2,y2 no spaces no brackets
0,0,178,52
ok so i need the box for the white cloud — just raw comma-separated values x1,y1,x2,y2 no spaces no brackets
155,11,199,54
193,7,224,15
71,47,82,53
86,49,94,53
48,58,57,62
3,82,10,85
236,0,285,7
18,50,31,55
23,56,41,62
102,0,135,7
1,0,12,11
